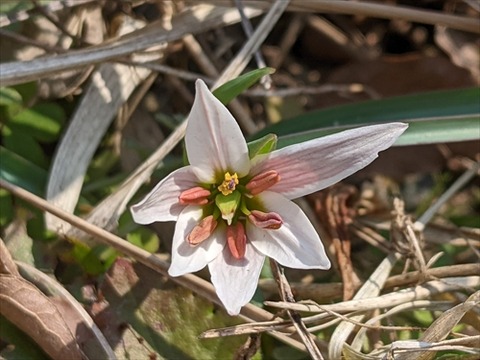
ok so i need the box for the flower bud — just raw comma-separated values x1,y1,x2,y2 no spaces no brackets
227,222,247,259
245,170,280,196
248,210,283,229
187,215,217,246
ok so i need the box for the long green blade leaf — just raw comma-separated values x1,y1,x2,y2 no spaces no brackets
252,87,480,148
0,146,47,196
213,67,275,105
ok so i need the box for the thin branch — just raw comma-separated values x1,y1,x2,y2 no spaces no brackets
270,259,325,360
201,0,480,34
234,0,272,89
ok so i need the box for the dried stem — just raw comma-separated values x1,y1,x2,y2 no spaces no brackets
270,259,325,360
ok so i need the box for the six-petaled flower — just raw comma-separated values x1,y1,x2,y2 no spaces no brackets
131,79,407,315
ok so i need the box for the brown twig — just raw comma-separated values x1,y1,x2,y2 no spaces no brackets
270,259,325,360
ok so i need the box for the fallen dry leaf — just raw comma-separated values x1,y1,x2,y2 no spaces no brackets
0,274,83,360
0,237,20,276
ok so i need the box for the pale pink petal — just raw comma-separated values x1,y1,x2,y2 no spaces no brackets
209,243,265,315
248,191,330,269
169,206,226,276
185,79,250,183
251,123,408,199
130,166,198,224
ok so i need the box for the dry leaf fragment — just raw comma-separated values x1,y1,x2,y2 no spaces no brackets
0,238,20,276
0,275,83,360
394,291,480,360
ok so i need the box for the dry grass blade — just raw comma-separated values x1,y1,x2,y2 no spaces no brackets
270,259,324,360
386,336,480,359
0,179,308,353
200,0,480,34
200,319,294,339
201,300,453,339
46,17,158,232
0,0,96,27
394,291,480,360
214,0,290,89
0,5,263,86
350,300,453,353
266,276,480,313
328,253,401,359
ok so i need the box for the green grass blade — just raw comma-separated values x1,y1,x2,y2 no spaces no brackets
0,146,47,196
252,87,480,148
213,67,275,104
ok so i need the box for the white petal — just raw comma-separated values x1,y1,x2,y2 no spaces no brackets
209,243,265,315
251,123,407,199
248,191,330,269
185,79,250,183
169,206,226,276
130,166,198,224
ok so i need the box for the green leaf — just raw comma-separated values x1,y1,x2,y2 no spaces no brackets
0,87,22,106
213,67,275,105
0,188,13,227
247,133,277,159
252,87,480,148
0,146,47,196
0,87,23,118
8,102,65,143
12,82,38,105
72,243,117,276
126,228,160,253
2,126,48,168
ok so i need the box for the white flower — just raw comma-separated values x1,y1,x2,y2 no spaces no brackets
131,79,408,315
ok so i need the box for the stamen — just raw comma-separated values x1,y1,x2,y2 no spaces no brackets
248,210,283,229
187,215,217,246
178,187,211,205
245,170,280,196
218,172,239,196
226,222,247,259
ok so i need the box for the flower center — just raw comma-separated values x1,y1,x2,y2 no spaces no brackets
217,172,239,196
179,170,283,258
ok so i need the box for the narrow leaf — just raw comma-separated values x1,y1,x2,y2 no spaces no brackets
213,67,275,104
252,87,480,148
0,146,47,196
247,133,277,159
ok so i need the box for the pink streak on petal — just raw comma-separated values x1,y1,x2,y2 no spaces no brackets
248,191,331,269
130,166,199,224
209,243,265,315
169,206,226,277
185,80,250,183
250,123,408,199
